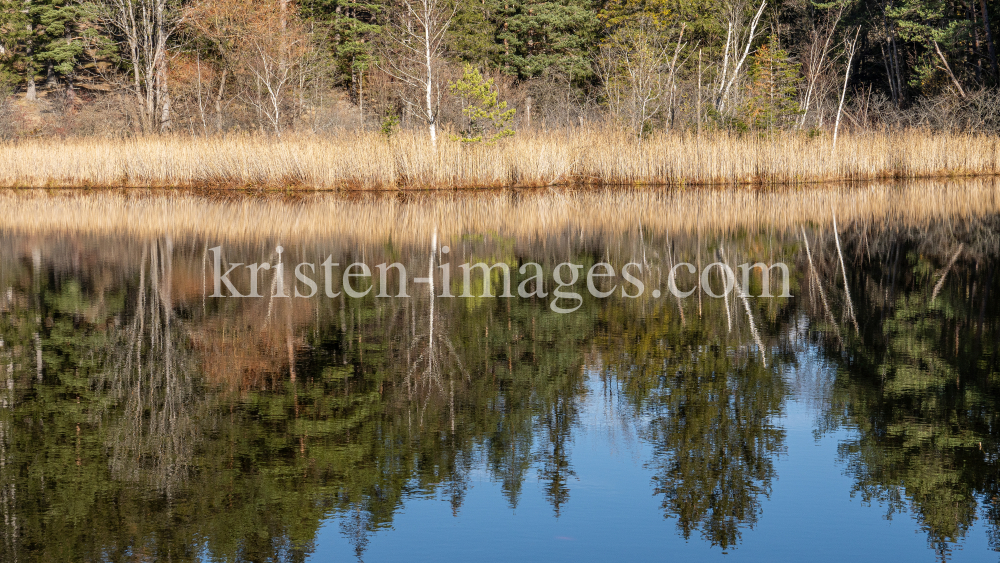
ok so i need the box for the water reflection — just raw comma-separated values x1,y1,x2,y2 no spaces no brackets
0,185,998,562
813,219,1000,559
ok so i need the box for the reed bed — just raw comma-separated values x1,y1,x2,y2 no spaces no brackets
0,129,997,189
2,179,998,243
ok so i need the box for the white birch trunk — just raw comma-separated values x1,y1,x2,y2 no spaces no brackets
832,28,859,152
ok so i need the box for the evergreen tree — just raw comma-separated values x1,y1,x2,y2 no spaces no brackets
887,0,973,94
448,63,515,142
1,0,89,98
497,0,599,80
0,0,31,90
598,0,673,32
448,0,504,67
300,0,382,94
739,34,802,130
29,0,85,83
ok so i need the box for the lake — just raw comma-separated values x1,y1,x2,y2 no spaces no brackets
1,182,998,562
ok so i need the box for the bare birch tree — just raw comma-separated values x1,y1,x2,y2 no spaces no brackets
597,23,687,137
714,0,767,113
378,0,456,146
833,27,860,151
798,1,844,129
94,0,176,132
237,26,308,135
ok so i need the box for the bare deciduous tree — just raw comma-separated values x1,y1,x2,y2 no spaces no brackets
377,0,456,146
714,0,767,113
933,39,966,99
94,0,176,132
870,0,906,106
833,27,860,151
597,23,687,137
184,0,316,135
798,1,844,129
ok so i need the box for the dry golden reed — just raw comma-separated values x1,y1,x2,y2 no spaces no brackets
2,179,998,243
0,129,996,189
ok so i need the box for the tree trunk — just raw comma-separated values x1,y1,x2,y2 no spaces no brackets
64,30,76,107
145,56,156,132
196,52,207,134
879,40,897,104
933,40,966,98
215,69,227,132
833,29,859,151
158,67,171,131
156,0,171,131
424,14,437,147
889,29,905,105
877,11,897,105
970,0,984,84
25,1,36,101
981,0,999,80
697,50,702,137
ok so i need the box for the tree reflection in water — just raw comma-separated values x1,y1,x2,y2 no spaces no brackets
596,234,793,549
99,238,204,495
0,208,998,561
811,217,1000,560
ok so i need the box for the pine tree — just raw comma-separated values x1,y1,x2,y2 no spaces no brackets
448,0,503,67
497,0,599,80
448,63,515,142
598,0,672,32
598,0,722,64
300,0,381,94
739,35,802,131
31,0,84,80
887,0,972,95
0,0,31,91
0,0,87,96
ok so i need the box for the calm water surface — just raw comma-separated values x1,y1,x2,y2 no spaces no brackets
1,186,998,562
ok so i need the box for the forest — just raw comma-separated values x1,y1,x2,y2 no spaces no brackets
0,0,998,141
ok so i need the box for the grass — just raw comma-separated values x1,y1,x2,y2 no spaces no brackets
2,179,998,243
0,129,997,189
